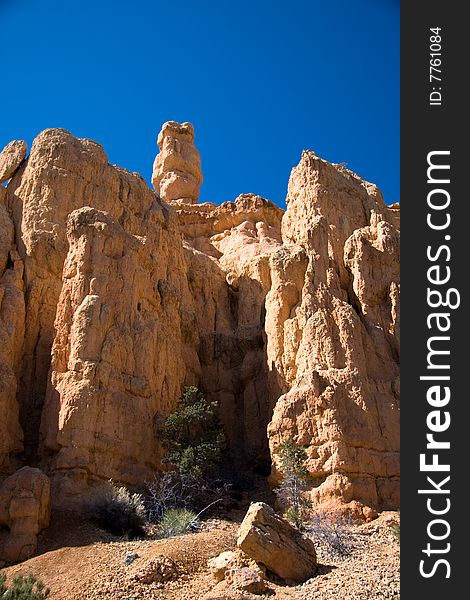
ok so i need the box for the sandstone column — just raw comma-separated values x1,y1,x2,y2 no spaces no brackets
152,121,203,204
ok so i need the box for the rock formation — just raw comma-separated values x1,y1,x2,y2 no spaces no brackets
152,121,203,204
267,152,400,514
0,185,24,476
0,466,51,563
0,140,27,184
0,122,399,520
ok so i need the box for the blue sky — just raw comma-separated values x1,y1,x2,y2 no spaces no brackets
1,0,399,207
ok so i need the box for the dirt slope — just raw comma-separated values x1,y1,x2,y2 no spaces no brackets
2,512,399,600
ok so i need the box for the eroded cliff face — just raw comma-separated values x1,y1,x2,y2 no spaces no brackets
0,186,25,475
0,124,400,514
267,152,400,516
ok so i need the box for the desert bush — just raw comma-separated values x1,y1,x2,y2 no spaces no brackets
0,573,50,599
307,511,355,557
86,480,146,538
146,472,189,522
274,440,310,528
161,386,226,478
180,473,232,514
159,508,197,537
145,470,232,523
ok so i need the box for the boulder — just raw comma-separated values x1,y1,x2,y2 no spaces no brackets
208,550,238,582
208,549,265,583
0,466,51,563
226,567,266,594
237,502,317,583
132,555,179,584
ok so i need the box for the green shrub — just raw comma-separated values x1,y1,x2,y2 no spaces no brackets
159,508,197,537
161,386,225,478
285,506,303,528
0,573,49,599
86,480,146,538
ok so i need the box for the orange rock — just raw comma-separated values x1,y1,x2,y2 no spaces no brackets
267,151,400,513
0,140,27,183
237,502,317,583
40,203,189,504
0,125,399,518
152,121,203,203
132,555,179,584
0,186,24,475
0,466,50,563
225,566,266,594
6,129,115,462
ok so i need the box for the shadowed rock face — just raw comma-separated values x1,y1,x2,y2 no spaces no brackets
0,123,400,515
0,186,24,475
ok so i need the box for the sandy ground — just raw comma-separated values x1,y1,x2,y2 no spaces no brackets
1,511,399,600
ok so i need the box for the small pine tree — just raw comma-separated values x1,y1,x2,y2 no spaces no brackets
161,386,225,478
0,573,50,599
274,440,309,528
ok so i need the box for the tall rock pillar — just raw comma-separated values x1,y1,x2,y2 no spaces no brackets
152,121,203,204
